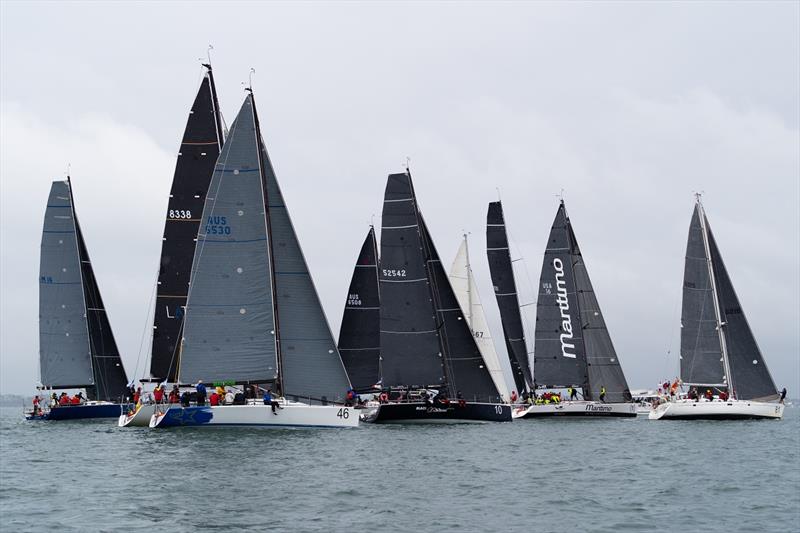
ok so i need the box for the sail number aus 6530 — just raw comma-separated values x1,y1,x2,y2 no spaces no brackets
382,269,406,277
336,408,350,419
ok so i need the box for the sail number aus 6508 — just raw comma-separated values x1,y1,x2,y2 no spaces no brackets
382,269,406,277
336,408,350,419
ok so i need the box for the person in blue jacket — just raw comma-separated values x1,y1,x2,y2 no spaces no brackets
195,380,207,406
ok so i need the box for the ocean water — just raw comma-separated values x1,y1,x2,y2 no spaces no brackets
0,405,798,532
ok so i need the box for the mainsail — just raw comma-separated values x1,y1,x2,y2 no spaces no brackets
379,171,501,401
449,235,511,401
179,91,350,402
150,66,224,381
338,227,381,393
39,179,129,401
486,201,533,393
534,201,631,402
681,199,778,401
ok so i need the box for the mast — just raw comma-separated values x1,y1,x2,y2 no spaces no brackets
250,88,283,395
695,194,734,397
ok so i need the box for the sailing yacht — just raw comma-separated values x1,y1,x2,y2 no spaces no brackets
119,64,225,427
650,196,784,420
29,178,131,420
362,171,512,423
149,89,357,428
448,234,512,403
507,200,636,418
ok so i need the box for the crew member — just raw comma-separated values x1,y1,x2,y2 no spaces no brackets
153,384,164,404
569,387,578,401
780,388,787,404
262,389,282,414
510,390,518,404
195,380,207,406
457,390,466,408
209,390,220,406
599,386,607,403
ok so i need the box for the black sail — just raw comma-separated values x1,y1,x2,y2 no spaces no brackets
708,225,779,401
568,221,631,402
150,68,224,381
338,227,381,393
680,206,726,387
420,216,500,401
534,202,590,392
486,201,533,393
69,180,129,401
379,173,443,388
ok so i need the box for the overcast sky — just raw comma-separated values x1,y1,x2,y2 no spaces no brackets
1,1,798,395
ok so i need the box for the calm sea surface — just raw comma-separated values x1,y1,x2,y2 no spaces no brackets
1,405,798,532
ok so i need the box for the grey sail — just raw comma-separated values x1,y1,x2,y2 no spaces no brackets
178,96,278,384
379,172,444,388
486,201,533,393
680,206,726,387
707,224,779,401
39,181,94,389
419,216,501,401
259,129,351,402
568,221,631,402
534,201,589,392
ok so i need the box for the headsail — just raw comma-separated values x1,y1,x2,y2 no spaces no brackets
338,227,381,393
39,179,129,401
486,201,533,392
449,236,511,401
150,67,224,382
178,96,278,384
680,204,726,387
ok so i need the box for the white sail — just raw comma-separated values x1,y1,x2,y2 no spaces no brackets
449,238,512,402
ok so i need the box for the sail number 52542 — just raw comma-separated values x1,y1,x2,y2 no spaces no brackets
382,269,407,277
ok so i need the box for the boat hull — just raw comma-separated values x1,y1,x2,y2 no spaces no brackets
118,403,175,427
364,401,512,423
649,399,784,420
26,402,130,421
512,401,637,419
149,403,359,428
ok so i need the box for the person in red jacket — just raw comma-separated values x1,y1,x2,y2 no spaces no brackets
153,384,164,404
58,393,69,406
70,395,80,405
209,391,220,406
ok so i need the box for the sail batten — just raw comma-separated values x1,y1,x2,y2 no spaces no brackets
150,69,224,381
338,228,381,393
